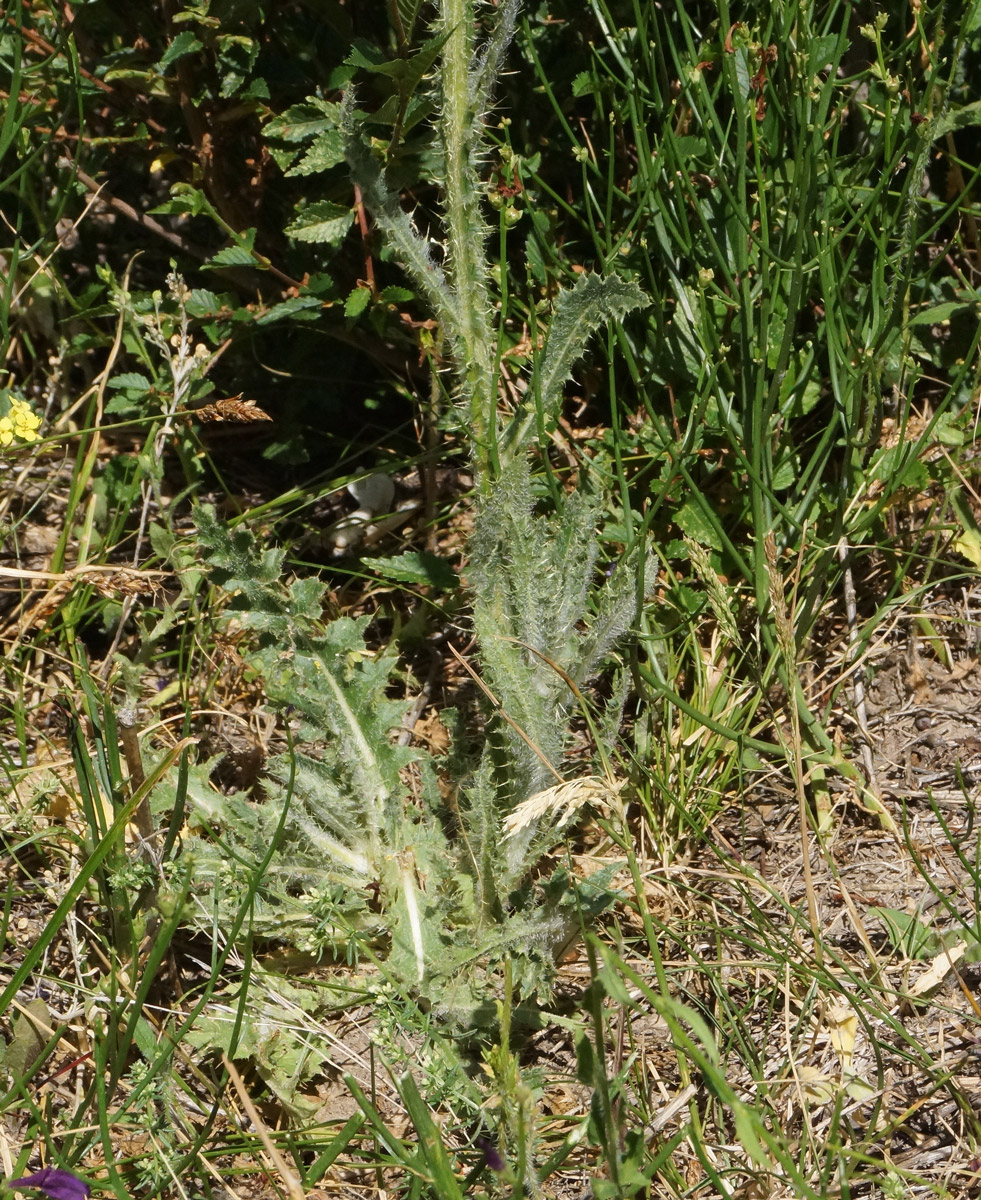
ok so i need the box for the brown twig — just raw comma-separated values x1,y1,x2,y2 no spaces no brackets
7,8,163,129
72,165,215,262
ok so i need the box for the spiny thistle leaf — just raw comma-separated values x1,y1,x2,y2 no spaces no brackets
500,272,649,462
195,504,287,612
466,459,639,880
537,272,649,426
184,506,619,1019
341,93,463,343
470,0,521,114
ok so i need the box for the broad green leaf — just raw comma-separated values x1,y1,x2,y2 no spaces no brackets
771,449,799,491
674,134,707,158
186,288,222,315
951,491,981,570
869,906,941,958
255,295,323,324
572,71,598,97
205,230,258,269
347,32,448,90
108,372,152,391
924,99,981,140
149,184,217,219
674,499,724,550
395,0,427,41
345,285,371,319
206,245,257,267
907,300,979,326
379,285,414,303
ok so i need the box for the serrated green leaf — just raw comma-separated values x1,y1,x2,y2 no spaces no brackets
267,144,299,172
674,499,723,550
148,184,216,220
255,295,323,324
771,448,798,491
395,0,427,41
285,200,353,245
924,99,981,141
108,372,152,391
206,246,254,268
193,505,286,602
348,33,442,82
346,39,388,71
807,34,840,71
186,288,222,315
345,285,372,319
148,521,174,560
206,230,258,269
287,575,329,618
287,128,347,176
500,272,648,460
157,31,203,71
379,285,414,303
538,273,648,421
183,975,331,1116
572,71,598,97
674,134,707,158
266,99,341,142
105,393,141,415
369,551,457,589
131,1014,159,1060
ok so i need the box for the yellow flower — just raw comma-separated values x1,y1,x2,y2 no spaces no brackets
1,399,41,445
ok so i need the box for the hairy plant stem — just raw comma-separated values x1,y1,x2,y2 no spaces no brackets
439,0,497,493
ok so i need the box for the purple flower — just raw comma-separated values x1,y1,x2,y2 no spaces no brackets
6,1169,90,1200
476,1137,505,1172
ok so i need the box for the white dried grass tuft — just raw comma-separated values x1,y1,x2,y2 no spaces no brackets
502,775,622,839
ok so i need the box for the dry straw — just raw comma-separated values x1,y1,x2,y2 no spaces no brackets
503,775,623,839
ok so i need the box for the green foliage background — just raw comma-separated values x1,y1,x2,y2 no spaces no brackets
3,0,981,1194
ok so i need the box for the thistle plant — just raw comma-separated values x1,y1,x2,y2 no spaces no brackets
342,0,647,855
181,0,648,1018
341,1,647,492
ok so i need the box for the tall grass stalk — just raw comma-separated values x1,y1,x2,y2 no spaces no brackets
542,0,981,835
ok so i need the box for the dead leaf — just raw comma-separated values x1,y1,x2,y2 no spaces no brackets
908,940,967,998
